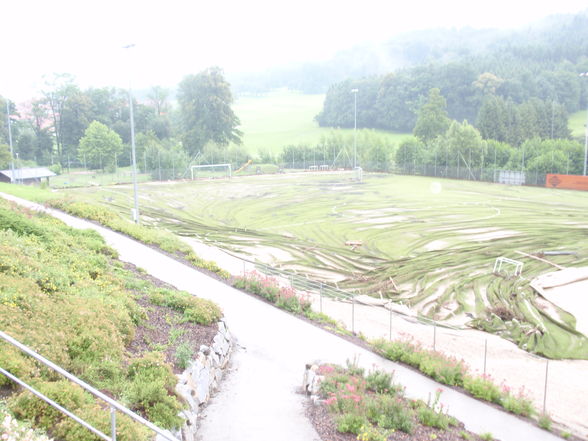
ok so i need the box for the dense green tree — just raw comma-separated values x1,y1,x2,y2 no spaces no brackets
0,144,12,169
395,137,426,167
148,86,170,116
178,67,242,155
442,120,486,168
413,88,451,142
41,73,79,161
473,72,504,95
78,121,123,172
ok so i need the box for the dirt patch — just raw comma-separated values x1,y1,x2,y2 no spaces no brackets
123,263,218,373
424,240,449,251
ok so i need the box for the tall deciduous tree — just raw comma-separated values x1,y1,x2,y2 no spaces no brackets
41,73,78,162
178,67,242,155
78,121,123,172
413,88,451,143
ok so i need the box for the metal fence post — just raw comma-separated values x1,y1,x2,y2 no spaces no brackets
351,297,355,334
111,406,117,441
243,261,246,276
319,283,323,314
483,338,488,376
389,304,392,340
543,360,549,414
433,323,437,351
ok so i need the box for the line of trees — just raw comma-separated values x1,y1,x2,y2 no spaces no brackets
0,67,242,176
397,89,585,176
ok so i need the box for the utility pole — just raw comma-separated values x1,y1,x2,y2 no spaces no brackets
351,89,358,169
123,43,140,223
6,100,15,183
581,73,588,176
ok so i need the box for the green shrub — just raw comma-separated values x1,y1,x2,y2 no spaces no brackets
374,395,413,434
336,413,369,435
356,424,388,441
538,413,552,431
9,381,92,429
365,370,395,394
0,206,47,239
501,389,535,417
480,432,494,441
417,390,457,430
148,289,222,325
175,342,194,369
124,353,183,429
463,375,502,404
48,163,62,175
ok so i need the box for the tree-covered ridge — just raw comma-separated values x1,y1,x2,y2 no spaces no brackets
316,12,588,136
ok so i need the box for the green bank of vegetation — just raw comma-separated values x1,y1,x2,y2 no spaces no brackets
0,196,221,440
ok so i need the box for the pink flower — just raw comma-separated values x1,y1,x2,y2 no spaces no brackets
346,383,356,393
319,365,334,375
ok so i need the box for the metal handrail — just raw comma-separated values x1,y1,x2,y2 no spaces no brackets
0,330,180,441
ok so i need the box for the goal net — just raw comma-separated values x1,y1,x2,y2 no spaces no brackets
190,163,232,180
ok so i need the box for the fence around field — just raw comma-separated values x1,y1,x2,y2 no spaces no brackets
49,161,555,190
232,258,587,435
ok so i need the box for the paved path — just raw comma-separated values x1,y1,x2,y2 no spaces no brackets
2,193,565,441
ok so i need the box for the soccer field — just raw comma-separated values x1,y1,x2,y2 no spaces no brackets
66,172,588,358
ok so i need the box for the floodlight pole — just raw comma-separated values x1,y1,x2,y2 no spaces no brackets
6,99,15,183
124,44,140,223
581,72,588,176
351,88,358,169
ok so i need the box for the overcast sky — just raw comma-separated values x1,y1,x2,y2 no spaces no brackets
2,0,587,101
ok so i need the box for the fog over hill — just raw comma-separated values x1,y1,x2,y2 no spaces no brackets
228,10,588,95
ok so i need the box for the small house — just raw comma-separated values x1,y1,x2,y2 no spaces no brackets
0,167,57,185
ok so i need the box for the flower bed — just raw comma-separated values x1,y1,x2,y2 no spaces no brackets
310,361,489,441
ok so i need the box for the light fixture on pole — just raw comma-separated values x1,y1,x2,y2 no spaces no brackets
351,88,358,169
123,43,140,223
5,99,15,183
580,72,588,176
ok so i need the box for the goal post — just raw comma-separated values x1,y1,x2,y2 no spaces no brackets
190,163,232,180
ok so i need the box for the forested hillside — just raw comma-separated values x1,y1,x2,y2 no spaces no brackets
316,12,588,138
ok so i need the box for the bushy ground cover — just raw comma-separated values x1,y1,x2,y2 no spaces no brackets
0,197,221,440
312,360,486,441
1,401,52,441
372,338,536,420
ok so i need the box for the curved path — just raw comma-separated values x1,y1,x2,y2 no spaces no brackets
2,193,564,441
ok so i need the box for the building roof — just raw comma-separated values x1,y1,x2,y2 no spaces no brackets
0,167,57,180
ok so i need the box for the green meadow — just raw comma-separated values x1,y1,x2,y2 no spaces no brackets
568,109,587,138
233,90,410,155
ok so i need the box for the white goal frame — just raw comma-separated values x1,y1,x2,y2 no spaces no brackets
493,257,523,277
190,163,232,180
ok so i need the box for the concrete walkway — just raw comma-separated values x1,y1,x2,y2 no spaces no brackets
2,193,564,441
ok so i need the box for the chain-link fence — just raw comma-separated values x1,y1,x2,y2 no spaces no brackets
393,162,548,187
233,258,584,431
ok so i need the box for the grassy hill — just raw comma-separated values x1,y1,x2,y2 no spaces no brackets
233,90,410,155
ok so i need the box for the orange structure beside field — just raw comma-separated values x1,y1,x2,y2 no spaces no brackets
546,173,588,191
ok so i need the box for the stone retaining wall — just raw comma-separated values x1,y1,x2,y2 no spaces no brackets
156,319,233,441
